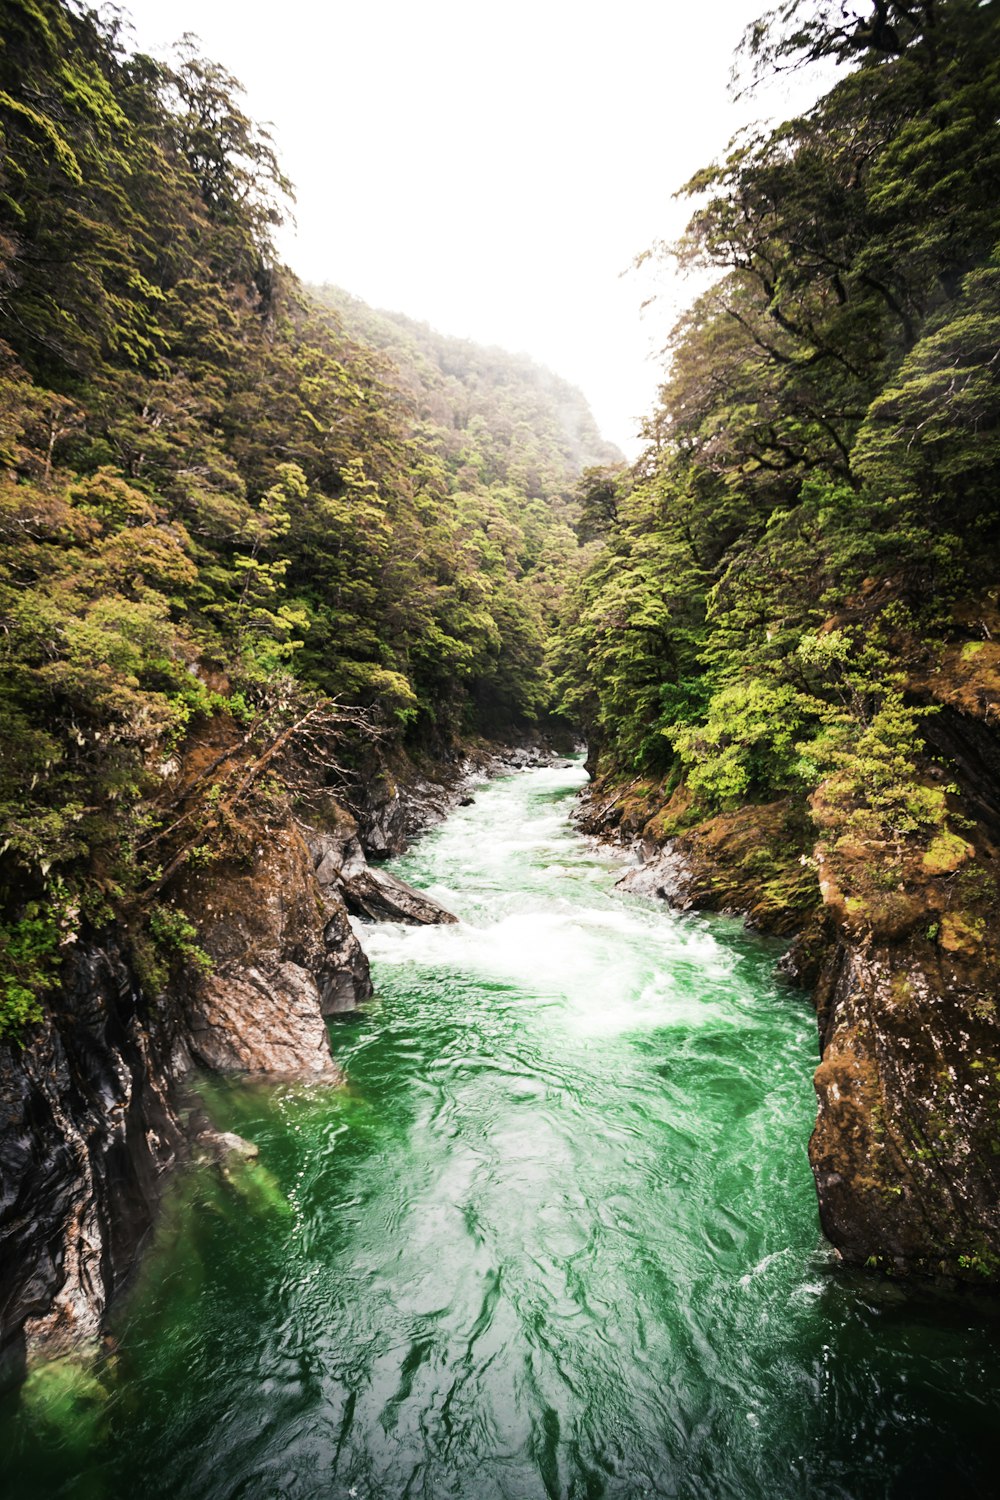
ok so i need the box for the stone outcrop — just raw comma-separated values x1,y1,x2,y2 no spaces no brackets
175,821,365,1077
0,801,363,1374
304,797,457,929
579,781,819,938
339,868,458,926
0,939,185,1384
802,775,1000,1279
809,937,1000,1278
581,648,1000,1284
0,738,557,1375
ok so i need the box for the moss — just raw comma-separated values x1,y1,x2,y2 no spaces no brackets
889,972,916,1006
922,830,973,876
939,910,985,954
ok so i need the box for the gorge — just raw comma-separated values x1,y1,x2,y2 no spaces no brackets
4,760,999,1496
2,0,1000,1488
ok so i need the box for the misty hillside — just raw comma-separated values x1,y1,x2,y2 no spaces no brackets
311,285,622,505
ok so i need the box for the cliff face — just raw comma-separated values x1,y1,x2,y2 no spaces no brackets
804,645,1000,1280
0,750,464,1380
0,938,185,1384
581,646,1000,1283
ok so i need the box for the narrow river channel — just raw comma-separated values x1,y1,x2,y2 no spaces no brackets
4,761,1000,1498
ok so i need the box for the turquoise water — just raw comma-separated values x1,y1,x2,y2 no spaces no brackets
4,762,1000,1498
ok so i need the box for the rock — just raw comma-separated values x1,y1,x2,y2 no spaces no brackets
186,964,338,1077
302,808,376,1011
615,843,689,903
809,941,1000,1279
304,794,457,929
584,786,819,939
194,1128,259,1164
340,867,458,925
319,903,373,1013
0,938,184,1377
176,823,347,1075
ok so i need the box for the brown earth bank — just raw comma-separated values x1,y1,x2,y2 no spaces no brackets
0,730,562,1384
579,661,1000,1285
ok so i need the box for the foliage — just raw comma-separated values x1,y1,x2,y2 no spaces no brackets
564,0,1000,866
0,904,58,1040
0,0,606,1036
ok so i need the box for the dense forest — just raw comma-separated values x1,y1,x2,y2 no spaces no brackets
558,0,999,904
0,0,609,1038
556,0,1000,1278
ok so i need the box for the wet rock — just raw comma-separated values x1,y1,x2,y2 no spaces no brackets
186,965,337,1078
319,902,373,1013
302,805,376,1011
341,867,458,925
193,1128,259,1165
584,784,818,939
615,843,690,904
305,787,460,929
359,769,458,857
176,823,347,1075
809,939,1000,1279
0,939,184,1377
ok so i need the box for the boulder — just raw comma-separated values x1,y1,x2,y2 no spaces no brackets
176,822,358,1074
340,867,458,925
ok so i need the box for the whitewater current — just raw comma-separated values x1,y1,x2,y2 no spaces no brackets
3,760,999,1498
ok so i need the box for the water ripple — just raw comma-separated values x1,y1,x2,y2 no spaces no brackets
5,763,1000,1497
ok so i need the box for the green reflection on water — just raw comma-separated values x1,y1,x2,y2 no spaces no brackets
3,763,1000,1499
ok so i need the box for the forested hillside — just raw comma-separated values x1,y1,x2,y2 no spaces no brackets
561,0,1000,1278
0,0,600,1037
310,285,621,725
560,0,999,818
314,288,620,486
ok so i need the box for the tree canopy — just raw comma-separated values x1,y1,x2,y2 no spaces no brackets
558,0,1000,857
0,0,607,1035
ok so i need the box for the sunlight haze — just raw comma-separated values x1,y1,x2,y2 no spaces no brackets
124,0,827,456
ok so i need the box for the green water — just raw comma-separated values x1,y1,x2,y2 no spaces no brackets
4,762,1000,1498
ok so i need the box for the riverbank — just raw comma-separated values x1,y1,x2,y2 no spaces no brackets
576,760,1000,1285
5,761,999,1497
0,735,563,1386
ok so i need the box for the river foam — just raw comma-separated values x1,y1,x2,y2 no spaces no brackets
6,760,1000,1498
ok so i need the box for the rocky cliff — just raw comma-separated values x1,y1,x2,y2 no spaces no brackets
0,744,471,1383
580,641,1000,1283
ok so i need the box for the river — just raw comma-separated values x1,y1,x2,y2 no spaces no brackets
3,760,1000,1498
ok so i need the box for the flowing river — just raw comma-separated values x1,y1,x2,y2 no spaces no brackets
4,761,1000,1498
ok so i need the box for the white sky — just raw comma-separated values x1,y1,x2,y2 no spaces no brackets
123,1,828,457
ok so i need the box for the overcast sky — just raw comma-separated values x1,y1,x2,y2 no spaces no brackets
124,1,829,457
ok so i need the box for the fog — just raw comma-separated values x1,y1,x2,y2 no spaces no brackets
124,0,829,456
